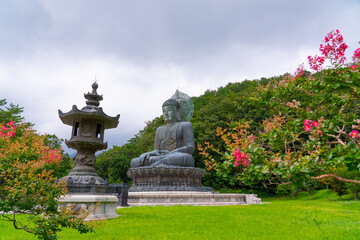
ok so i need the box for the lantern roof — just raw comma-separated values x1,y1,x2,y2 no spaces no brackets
58,82,120,129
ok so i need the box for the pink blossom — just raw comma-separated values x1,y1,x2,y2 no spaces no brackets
6,121,15,126
313,30,349,68
304,119,312,132
294,64,305,78
353,48,360,62
351,65,357,70
350,130,360,139
311,121,319,127
308,55,324,71
233,149,250,167
7,131,15,137
44,149,62,164
304,119,311,125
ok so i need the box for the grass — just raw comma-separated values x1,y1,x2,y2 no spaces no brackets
1,190,359,240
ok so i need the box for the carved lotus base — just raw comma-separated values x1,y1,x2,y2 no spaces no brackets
61,166,112,194
62,175,108,185
62,166,108,185
127,166,206,192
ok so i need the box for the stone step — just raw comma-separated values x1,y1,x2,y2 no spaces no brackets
127,191,261,206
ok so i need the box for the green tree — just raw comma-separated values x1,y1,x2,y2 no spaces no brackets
319,176,348,200
0,121,95,240
0,99,24,124
96,143,140,183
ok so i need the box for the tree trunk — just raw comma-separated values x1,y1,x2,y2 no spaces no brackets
355,185,358,201
311,174,360,185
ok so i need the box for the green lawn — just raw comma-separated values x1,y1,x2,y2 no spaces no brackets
1,190,359,240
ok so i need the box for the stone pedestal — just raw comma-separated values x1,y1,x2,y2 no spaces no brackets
127,166,262,206
127,191,261,206
127,167,206,192
59,194,118,220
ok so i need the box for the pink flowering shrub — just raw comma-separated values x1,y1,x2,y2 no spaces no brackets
199,29,360,188
0,121,16,137
295,64,305,78
353,48,360,62
0,122,62,166
303,119,323,137
0,121,95,238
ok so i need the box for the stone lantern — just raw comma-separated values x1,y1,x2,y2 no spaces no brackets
58,82,120,219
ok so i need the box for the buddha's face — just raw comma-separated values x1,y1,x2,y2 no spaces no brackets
162,105,178,123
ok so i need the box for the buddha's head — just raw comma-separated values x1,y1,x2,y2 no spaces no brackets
162,99,180,124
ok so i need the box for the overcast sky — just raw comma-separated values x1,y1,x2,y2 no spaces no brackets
1,0,360,154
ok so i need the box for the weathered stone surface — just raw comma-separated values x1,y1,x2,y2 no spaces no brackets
65,184,114,194
130,97,196,169
59,194,118,219
128,166,206,192
127,191,261,206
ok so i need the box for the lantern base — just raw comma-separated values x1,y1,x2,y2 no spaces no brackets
59,194,118,220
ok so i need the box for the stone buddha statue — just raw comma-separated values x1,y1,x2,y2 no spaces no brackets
130,98,195,168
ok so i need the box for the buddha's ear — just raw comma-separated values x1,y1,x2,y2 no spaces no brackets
176,109,181,122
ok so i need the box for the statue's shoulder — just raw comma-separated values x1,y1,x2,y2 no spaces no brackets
156,125,166,132
178,121,193,128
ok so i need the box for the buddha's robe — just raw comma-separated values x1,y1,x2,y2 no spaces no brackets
130,121,195,168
